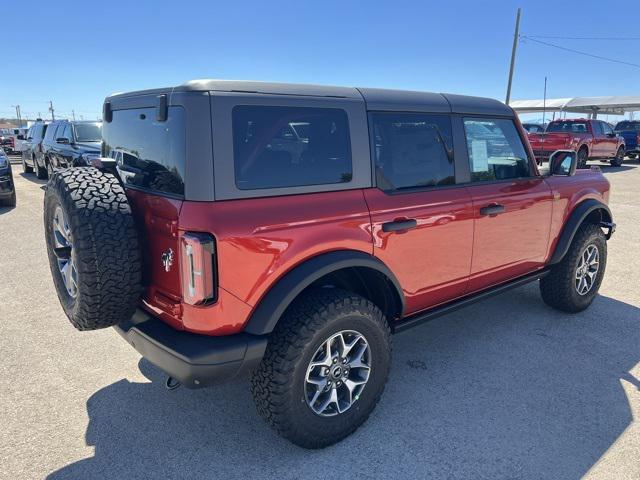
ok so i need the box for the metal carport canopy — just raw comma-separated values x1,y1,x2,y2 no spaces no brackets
510,96,640,115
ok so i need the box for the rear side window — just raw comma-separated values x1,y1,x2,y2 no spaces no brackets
463,118,531,182
371,112,454,190
547,121,589,133
103,106,186,196
44,123,57,141
615,121,640,132
32,124,43,139
232,105,352,190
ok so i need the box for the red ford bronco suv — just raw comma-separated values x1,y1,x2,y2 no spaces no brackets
44,80,615,448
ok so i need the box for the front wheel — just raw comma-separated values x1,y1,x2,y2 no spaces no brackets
540,223,607,313
0,191,16,207
610,146,625,167
251,289,392,448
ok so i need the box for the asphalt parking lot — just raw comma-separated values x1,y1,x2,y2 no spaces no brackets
1,156,638,480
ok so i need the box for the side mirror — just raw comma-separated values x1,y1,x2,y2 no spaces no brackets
549,150,577,176
606,133,616,138
56,137,70,144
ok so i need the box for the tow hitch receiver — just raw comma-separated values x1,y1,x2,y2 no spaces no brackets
166,376,181,391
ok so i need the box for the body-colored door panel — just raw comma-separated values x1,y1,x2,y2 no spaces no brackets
365,187,474,315
465,178,553,292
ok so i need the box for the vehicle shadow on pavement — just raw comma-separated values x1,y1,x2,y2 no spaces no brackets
597,164,638,174
18,172,48,186
47,285,640,480
0,205,16,214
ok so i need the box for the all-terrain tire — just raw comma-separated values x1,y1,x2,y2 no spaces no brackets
610,146,625,167
540,223,607,313
44,167,142,330
251,288,392,449
35,156,47,179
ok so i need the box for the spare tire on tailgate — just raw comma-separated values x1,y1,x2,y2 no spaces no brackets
44,167,142,331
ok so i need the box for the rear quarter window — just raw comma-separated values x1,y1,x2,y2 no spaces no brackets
103,106,186,197
232,105,352,190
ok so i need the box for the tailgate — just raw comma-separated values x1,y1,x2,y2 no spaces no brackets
529,133,572,153
620,131,638,149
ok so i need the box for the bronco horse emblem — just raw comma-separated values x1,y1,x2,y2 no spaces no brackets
161,248,174,272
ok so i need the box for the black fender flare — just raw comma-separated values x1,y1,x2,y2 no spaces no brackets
548,199,613,265
243,250,405,336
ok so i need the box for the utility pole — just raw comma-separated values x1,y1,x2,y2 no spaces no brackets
12,105,22,127
505,7,522,105
72,110,76,121
541,76,547,126
49,100,55,121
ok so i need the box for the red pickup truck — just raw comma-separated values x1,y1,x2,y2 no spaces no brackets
528,119,625,168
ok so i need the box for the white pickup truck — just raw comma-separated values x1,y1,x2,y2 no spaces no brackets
0,127,29,154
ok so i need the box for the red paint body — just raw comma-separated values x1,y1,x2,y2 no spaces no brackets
528,118,624,162
125,159,610,336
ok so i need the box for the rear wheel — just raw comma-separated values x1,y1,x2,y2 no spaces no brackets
251,288,392,448
44,167,142,330
540,223,607,313
35,156,47,179
577,147,588,169
610,146,625,167
22,155,33,173
46,158,55,179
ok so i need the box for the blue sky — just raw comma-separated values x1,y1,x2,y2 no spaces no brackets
2,0,639,122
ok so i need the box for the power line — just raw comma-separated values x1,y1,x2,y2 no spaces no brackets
521,35,640,69
526,35,640,41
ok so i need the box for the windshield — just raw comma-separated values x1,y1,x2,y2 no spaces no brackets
614,121,640,132
74,123,102,142
546,121,589,133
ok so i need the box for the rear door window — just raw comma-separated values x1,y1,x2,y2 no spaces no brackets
370,112,454,190
592,122,603,135
103,106,186,196
463,118,531,182
232,105,352,190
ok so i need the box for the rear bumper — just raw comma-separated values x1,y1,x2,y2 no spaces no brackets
114,309,268,388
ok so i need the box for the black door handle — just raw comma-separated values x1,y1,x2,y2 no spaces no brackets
382,219,418,232
479,204,505,216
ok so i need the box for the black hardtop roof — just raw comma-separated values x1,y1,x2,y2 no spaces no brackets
106,79,513,116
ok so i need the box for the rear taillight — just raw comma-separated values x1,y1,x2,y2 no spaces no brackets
636,133,640,145
180,232,217,305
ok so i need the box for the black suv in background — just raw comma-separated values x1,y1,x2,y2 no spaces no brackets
0,147,16,207
41,120,102,178
21,122,48,178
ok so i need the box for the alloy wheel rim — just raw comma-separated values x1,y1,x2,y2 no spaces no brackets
575,244,599,296
304,330,371,417
52,205,78,298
